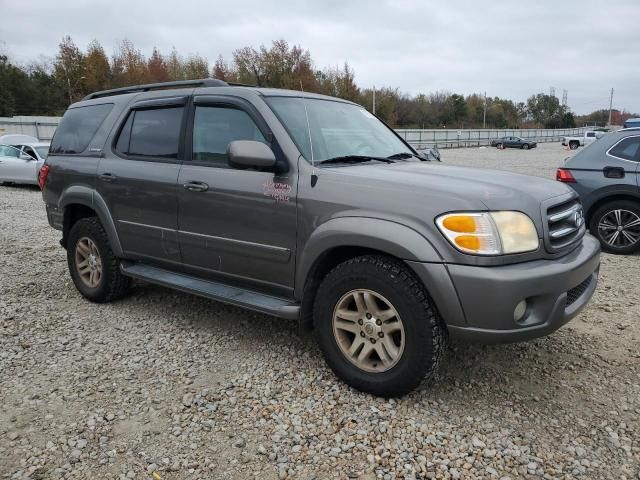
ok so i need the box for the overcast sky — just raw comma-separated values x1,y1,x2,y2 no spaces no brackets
1,0,638,114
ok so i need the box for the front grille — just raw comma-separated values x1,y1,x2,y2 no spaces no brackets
546,198,586,252
566,275,592,307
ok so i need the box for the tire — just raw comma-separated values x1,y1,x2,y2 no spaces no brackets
569,141,579,150
313,255,447,397
589,200,640,254
522,143,529,150
67,217,131,302
496,143,503,149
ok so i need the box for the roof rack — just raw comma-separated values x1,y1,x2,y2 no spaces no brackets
83,78,229,100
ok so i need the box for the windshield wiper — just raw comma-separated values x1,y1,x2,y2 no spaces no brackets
319,155,395,165
387,152,421,160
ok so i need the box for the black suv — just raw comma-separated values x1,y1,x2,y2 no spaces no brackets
557,128,640,254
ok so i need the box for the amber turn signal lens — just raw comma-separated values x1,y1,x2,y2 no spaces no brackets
441,215,477,233
453,235,481,251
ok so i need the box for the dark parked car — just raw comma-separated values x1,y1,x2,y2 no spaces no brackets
490,136,537,149
41,79,600,396
557,128,640,254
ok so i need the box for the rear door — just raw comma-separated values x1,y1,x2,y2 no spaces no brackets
605,135,640,184
176,95,297,296
97,97,185,265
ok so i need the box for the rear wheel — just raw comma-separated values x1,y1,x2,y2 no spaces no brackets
67,217,131,302
569,141,579,150
313,255,446,397
590,201,640,254
496,143,503,149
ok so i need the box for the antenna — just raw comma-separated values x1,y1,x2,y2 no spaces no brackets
300,80,317,187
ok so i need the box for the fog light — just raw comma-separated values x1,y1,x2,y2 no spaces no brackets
513,300,527,322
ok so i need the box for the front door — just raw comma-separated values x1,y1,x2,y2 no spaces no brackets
97,99,185,265
177,97,297,296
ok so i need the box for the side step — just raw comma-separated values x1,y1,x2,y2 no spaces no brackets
120,262,300,320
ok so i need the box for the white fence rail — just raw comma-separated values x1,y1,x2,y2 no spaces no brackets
0,116,62,142
396,127,588,149
0,116,585,149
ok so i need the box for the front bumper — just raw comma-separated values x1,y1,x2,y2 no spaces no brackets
408,234,600,343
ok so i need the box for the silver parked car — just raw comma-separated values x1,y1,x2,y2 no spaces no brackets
0,144,47,185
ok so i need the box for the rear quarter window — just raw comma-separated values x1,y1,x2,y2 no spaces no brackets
608,136,640,162
50,103,113,155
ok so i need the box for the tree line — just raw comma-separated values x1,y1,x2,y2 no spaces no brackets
0,37,635,128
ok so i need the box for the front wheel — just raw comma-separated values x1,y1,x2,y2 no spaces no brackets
522,143,530,150
569,141,579,150
313,255,446,397
590,201,640,254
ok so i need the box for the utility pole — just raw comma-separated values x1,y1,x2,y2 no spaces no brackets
372,86,376,115
607,88,614,126
483,92,487,129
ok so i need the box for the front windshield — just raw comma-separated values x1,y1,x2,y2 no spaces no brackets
265,96,412,162
35,146,49,160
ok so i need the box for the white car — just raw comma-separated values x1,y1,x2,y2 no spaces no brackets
0,144,47,186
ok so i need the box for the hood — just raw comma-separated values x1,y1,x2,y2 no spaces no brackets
326,161,571,209
320,161,574,232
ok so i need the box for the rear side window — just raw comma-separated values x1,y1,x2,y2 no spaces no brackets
0,145,21,157
115,107,184,159
192,106,266,166
50,104,113,154
608,137,640,161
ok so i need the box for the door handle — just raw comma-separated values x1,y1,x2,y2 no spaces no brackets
183,181,209,192
603,166,625,179
99,172,117,182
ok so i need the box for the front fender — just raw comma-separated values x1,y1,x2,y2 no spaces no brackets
59,186,123,256
295,216,443,297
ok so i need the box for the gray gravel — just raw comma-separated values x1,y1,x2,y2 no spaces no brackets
1,143,639,479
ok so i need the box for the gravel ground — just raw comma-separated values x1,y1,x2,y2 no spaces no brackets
1,143,639,480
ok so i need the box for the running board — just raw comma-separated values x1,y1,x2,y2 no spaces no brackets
120,262,300,320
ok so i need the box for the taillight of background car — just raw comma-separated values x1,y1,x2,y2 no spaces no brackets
556,168,575,183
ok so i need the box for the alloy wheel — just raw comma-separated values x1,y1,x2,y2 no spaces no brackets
332,289,405,373
74,237,103,288
598,209,640,248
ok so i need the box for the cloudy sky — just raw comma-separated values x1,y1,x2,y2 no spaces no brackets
2,0,638,114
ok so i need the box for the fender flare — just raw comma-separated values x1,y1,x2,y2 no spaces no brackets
583,185,640,220
295,216,443,297
59,186,124,256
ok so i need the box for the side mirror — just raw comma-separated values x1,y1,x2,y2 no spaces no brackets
228,140,276,170
20,153,35,161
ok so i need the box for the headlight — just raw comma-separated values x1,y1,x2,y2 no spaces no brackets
436,211,539,255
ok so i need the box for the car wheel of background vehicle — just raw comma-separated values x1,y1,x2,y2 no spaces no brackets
590,201,640,254
522,143,529,149
569,141,579,150
313,255,447,397
496,143,503,149
67,217,131,302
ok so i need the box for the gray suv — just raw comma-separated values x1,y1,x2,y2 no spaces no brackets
557,128,640,254
41,79,600,396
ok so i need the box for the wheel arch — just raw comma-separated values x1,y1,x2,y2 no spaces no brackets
295,217,444,331
585,191,640,225
59,186,123,256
